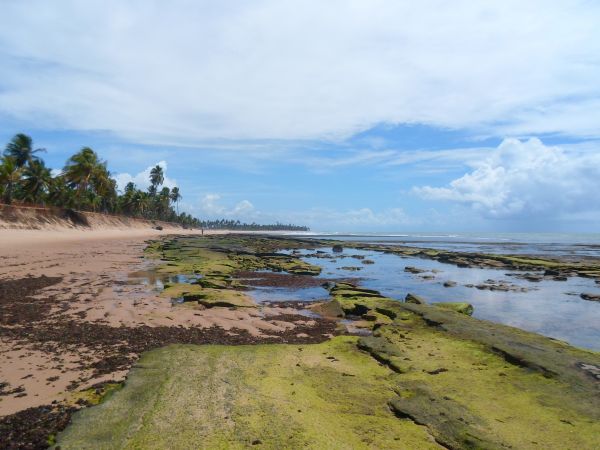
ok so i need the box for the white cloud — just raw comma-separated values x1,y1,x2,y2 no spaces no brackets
251,206,418,229
114,160,177,191
188,193,415,229
198,194,256,218
301,207,413,228
0,1,599,143
415,138,600,219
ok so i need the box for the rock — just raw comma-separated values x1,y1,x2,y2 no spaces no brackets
196,278,231,289
332,244,343,253
580,293,600,302
544,269,560,276
362,311,393,325
340,266,362,271
524,273,543,282
182,290,255,308
434,302,474,316
321,281,335,290
308,301,344,318
443,281,457,288
404,266,425,274
405,293,426,305
361,259,375,265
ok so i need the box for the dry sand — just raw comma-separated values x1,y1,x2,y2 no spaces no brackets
0,227,327,416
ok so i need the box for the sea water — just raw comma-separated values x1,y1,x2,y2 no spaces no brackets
248,235,600,351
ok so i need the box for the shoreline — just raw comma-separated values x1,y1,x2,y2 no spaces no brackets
2,230,600,448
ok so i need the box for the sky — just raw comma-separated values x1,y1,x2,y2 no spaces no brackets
1,0,600,232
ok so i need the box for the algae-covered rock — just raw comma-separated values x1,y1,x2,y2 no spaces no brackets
434,301,474,316
389,382,504,450
195,277,231,289
332,288,383,298
182,289,255,308
57,338,439,449
123,235,600,450
405,293,426,304
308,300,345,318
362,310,393,326
357,336,410,373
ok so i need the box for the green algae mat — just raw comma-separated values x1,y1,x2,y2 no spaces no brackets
56,329,600,449
56,235,600,449
55,338,439,449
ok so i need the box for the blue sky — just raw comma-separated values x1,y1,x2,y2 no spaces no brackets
1,1,600,232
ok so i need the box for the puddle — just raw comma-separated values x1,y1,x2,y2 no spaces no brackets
246,285,329,303
127,270,200,290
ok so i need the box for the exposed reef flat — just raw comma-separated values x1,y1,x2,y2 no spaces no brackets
55,235,600,450
314,239,600,282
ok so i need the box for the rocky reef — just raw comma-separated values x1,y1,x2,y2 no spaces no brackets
322,240,600,283
55,235,600,449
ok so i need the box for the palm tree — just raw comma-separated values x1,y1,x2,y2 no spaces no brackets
63,147,102,208
131,190,150,217
47,175,76,208
0,156,23,204
4,133,46,168
124,182,136,195
169,186,182,214
91,164,117,213
157,187,171,219
149,165,164,190
21,159,52,204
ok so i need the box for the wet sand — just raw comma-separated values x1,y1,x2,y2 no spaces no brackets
0,228,335,419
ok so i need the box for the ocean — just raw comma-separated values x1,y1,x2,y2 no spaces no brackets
284,231,600,258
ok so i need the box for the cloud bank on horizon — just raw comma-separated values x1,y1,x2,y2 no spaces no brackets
1,1,599,230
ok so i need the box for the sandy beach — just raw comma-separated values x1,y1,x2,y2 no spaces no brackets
0,227,332,418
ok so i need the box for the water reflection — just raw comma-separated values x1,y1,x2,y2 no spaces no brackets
286,247,600,351
128,270,199,290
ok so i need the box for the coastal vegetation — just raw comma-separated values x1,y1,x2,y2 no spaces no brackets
0,133,200,227
200,219,309,231
0,133,308,231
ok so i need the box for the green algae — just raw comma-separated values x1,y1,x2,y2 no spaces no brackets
149,235,323,309
151,235,321,281
183,289,256,308
70,382,124,406
56,339,438,449
405,293,427,305
434,301,474,316
56,235,600,449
